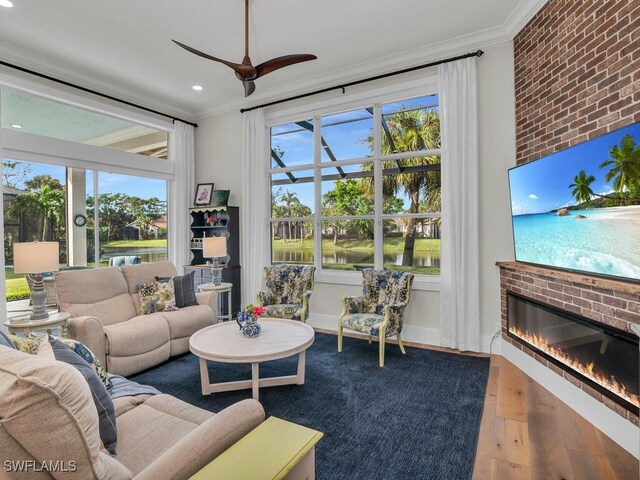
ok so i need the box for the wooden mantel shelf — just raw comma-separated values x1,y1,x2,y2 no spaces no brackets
496,261,640,295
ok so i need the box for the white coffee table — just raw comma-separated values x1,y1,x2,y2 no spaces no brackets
189,318,315,400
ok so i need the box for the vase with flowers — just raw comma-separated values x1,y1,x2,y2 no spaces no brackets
236,304,266,338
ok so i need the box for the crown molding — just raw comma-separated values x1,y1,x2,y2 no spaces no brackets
0,39,196,122
503,0,549,37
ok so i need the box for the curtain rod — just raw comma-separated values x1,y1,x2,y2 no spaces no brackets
0,60,198,128
240,49,483,113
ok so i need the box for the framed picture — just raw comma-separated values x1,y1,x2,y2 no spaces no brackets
194,183,214,206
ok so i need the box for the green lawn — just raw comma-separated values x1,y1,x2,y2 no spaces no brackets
272,237,440,253
103,239,167,248
6,277,30,301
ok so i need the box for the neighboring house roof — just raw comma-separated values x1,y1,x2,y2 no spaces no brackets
2,184,26,195
152,216,167,229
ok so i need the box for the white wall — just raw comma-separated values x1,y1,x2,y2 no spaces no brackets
194,41,516,352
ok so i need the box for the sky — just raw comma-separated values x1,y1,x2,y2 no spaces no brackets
5,159,167,201
270,95,439,213
509,122,640,215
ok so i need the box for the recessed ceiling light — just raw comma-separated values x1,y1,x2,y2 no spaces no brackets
0,1,14,8
10,124,22,129
192,85,203,91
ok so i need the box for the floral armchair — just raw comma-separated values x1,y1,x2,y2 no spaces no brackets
338,269,414,367
257,265,317,322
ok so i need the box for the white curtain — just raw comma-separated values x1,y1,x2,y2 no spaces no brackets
439,58,480,352
168,121,195,272
241,110,269,305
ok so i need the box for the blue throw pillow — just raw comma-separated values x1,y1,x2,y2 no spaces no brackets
0,330,15,349
156,271,197,308
49,338,117,454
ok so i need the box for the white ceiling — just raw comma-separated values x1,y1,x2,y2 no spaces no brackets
0,0,546,120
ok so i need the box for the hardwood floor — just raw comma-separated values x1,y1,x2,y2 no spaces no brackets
472,355,639,480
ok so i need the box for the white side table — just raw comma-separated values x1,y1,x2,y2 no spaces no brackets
4,312,71,336
198,282,233,322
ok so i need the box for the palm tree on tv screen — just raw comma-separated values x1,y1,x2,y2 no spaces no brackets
600,134,640,198
569,170,596,204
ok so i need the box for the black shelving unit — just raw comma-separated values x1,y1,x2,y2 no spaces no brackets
185,206,241,316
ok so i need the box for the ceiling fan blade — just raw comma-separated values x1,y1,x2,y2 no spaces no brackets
243,80,256,97
255,54,317,78
172,39,245,74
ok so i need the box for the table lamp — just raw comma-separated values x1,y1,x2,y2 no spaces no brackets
203,236,227,285
13,241,59,320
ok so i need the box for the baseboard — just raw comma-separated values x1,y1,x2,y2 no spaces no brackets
501,339,639,459
307,313,500,355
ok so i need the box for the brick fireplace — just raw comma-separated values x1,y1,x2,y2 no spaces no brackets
498,261,640,426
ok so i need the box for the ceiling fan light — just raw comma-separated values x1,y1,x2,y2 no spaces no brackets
0,0,13,8
192,85,203,91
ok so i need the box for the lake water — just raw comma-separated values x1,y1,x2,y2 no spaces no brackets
512,207,640,280
273,249,440,268
102,247,168,264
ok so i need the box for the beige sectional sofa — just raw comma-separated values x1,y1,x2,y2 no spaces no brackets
55,261,216,376
0,345,265,480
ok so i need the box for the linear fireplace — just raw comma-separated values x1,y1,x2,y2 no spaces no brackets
507,292,639,415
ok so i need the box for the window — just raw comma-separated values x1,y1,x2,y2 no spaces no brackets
269,94,441,275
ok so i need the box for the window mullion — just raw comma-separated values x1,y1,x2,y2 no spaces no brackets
313,116,322,273
373,104,383,270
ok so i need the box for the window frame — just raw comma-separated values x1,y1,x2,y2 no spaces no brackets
266,76,442,291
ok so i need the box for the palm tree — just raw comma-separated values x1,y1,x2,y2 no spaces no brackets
8,184,65,241
569,170,596,204
361,108,441,266
600,134,640,199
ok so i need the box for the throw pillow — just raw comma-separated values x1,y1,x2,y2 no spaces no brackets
0,330,15,349
55,337,112,391
8,333,42,354
49,338,118,455
156,271,197,308
138,279,178,315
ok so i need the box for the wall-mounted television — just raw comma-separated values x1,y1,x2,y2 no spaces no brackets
508,122,640,282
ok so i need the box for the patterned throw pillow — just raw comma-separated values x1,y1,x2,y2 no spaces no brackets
8,333,42,354
139,279,178,315
156,271,198,308
56,337,112,391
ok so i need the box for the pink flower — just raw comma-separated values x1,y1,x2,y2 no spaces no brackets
253,305,266,317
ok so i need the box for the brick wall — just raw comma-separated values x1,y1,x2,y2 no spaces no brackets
498,262,640,425
514,0,640,165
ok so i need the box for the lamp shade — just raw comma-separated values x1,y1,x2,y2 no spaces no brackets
13,242,59,274
202,236,227,258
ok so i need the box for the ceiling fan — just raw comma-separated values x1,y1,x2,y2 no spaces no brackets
172,0,317,97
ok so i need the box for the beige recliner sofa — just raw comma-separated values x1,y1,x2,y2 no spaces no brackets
55,261,216,376
0,346,265,480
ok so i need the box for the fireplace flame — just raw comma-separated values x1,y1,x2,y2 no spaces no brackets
509,326,639,409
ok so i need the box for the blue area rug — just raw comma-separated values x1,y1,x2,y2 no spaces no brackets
131,332,490,480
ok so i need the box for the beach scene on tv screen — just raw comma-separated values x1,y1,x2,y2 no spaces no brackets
509,122,640,281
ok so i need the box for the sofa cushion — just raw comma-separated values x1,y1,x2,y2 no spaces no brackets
56,267,138,326
104,313,170,357
0,346,132,480
139,280,178,314
49,338,118,455
113,394,213,476
160,305,214,341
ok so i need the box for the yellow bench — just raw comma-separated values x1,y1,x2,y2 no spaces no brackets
190,416,323,480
